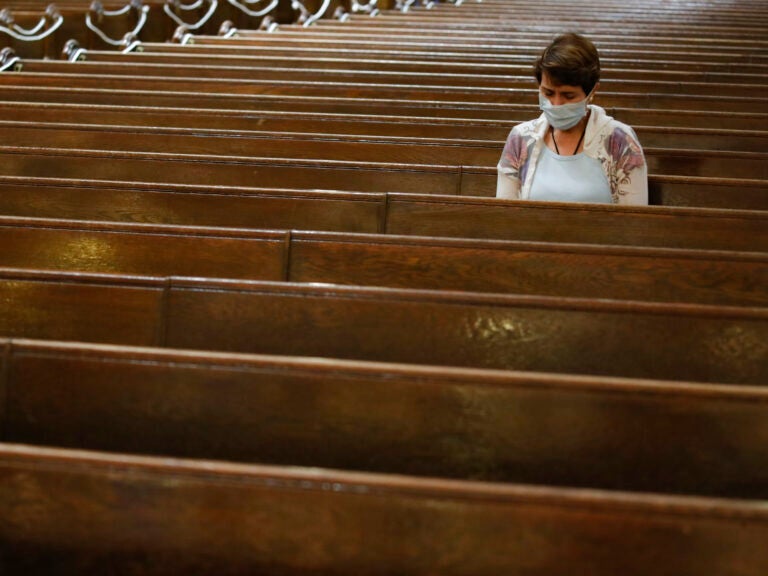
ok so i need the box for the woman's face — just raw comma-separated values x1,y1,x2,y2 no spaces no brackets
539,72,587,106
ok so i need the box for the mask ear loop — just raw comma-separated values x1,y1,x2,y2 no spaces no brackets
585,85,598,105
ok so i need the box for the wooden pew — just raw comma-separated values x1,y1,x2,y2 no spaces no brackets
0,176,387,232
286,229,768,306
398,0,768,24
2,144,768,208
2,442,767,575
3,68,766,113
0,2,765,574
2,178,768,250
0,215,288,280
229,32,767,67
0,0,251,54
3,214,767,306
26,56,766,100
385,193,768,250
0,145,491,195
2,104,767,153
131,40,768,76
179,34,768,71
75,47,768,88
4,121,767,180
2,338,768,499
0,268,766,384
2,85,766,131
338,1,768,31
311,17,767,40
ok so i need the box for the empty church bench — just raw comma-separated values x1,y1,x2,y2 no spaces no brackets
384,193,768,250
2,442,767,575
286,230,768,306
0,177,387,232
0,100,519,141
73,46,768,89
0,216,288,280
3,215,767,306
2,85,767,132
17,57,764,101
1,338,767,499
183,32,768,70
0,268,766,383
0,145,491,195
132,38,768,76
3,68,766,113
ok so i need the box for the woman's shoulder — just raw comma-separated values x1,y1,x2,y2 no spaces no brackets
590,105,641,142
509,114,546,136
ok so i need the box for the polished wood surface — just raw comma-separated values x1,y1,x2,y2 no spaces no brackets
0,268,766,383
1,179,767,251
2,339,767,499
2,442,767,575
2,121,767,180
1,215,766,305
1,0,767,572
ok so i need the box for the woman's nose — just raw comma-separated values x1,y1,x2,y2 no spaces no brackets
550,94,566,106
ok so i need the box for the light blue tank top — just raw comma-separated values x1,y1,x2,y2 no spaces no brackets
529,146,612,204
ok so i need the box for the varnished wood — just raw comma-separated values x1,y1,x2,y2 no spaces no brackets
1,442,767,575
1,339,766,499
287,230,768,306
76,48,768,87
14,59,765,99
3,69,766,113
2,102,766,152
385,193,768,250
2,86,766,131
2,122,766,180
0,268,766,383
1,146,767,207
1,215,766,306
2,178,767,250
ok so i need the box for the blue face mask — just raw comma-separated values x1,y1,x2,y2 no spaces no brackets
538,91,592,130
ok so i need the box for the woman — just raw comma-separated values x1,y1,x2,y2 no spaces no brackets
497,33,648,205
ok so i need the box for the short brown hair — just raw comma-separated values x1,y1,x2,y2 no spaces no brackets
534,33,600,95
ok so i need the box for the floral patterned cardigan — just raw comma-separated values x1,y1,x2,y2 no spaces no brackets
496,104,648,205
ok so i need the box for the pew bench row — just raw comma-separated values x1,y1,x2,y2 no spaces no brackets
1,267,766,384
3,440,766,575
3,87,766,131
3,103,768,152
2,146,767,208
3,177,767,251
0,338,766,500
3,214,767,306
4,68,767,113
3,121,767,182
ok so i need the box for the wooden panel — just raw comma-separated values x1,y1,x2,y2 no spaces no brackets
1,444,767,575
385,194,768,250
4,341,768,499
2,85,766,131
287,231,768,306
0,148,484,195
0,219,287,280
0,179,386,232
2,71,766,112
0,271,164,345
164,280,768,384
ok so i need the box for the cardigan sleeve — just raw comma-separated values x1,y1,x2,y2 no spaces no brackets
605,125,648,205
496,129,528,199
